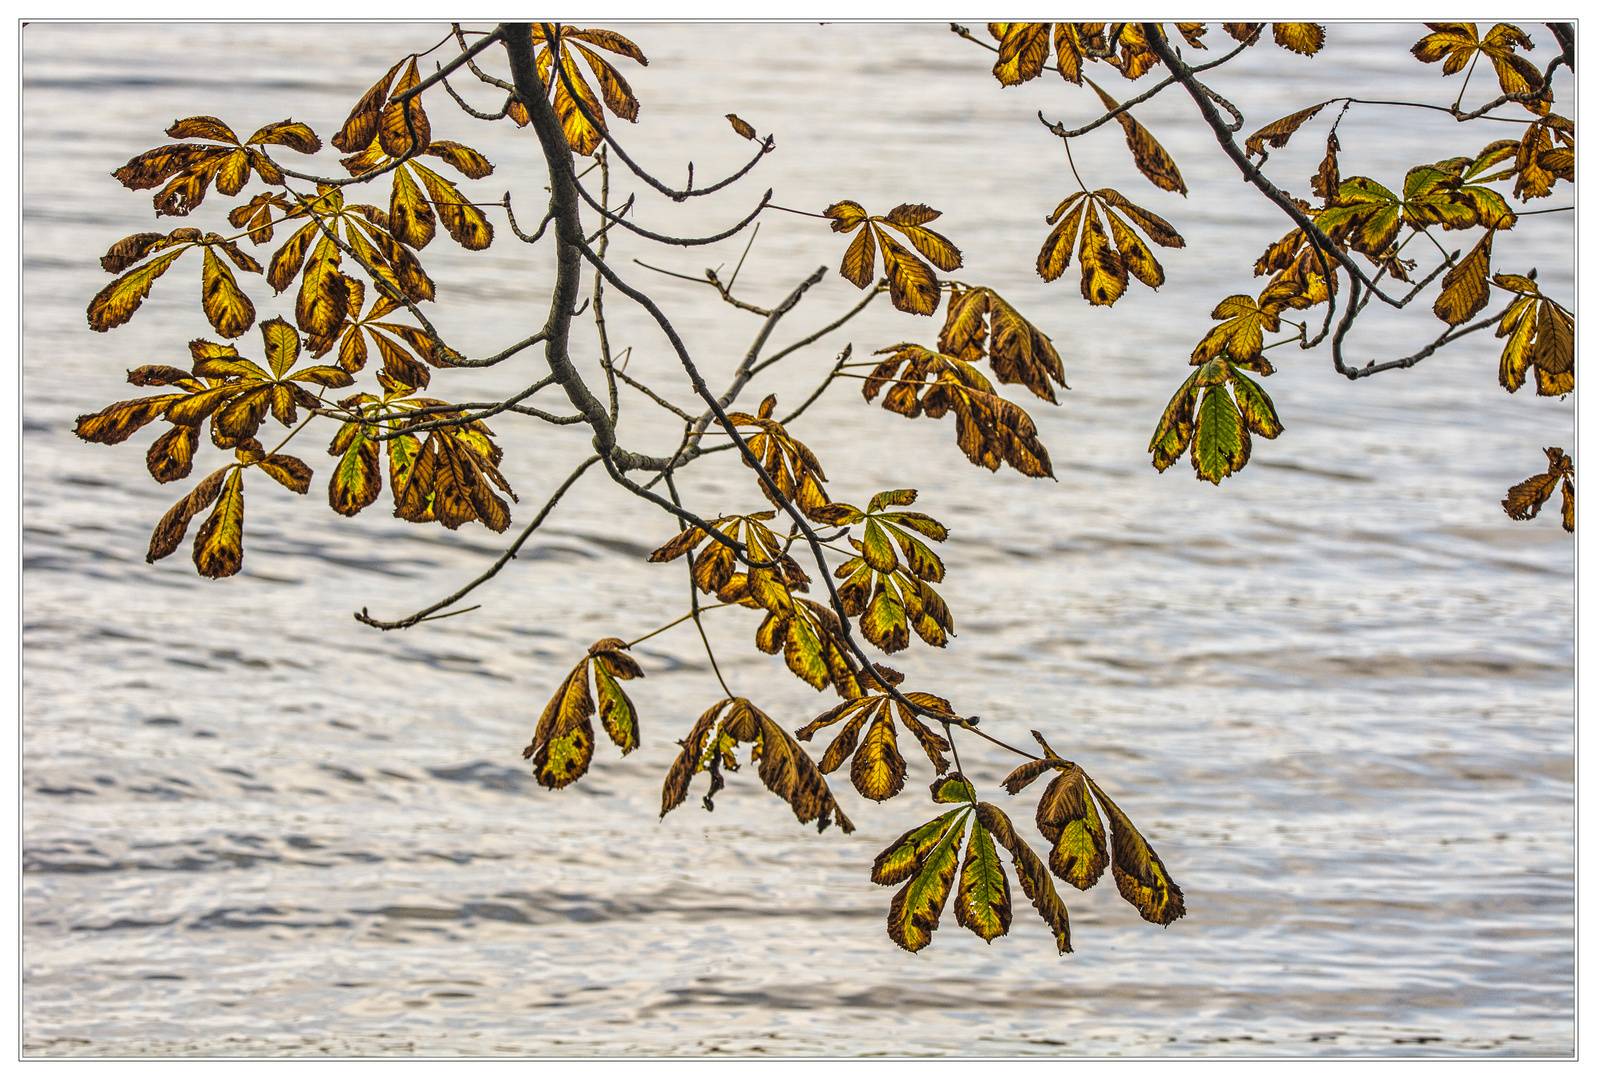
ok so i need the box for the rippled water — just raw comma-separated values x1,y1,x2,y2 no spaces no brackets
22,22,1574,1056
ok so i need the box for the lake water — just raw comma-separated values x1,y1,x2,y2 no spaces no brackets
21,21,1575,1056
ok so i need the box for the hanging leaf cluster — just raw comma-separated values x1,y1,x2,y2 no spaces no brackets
1150,354,1283,484
809,489,953,653
649,513,867,697
111,115,319,218
863,344,1054,478
1493,274,1573,396
306,278,443,394
523,638,643,789
1411,23,1549,112
871,773,1075,953
1502,447,1574,532
661,697,854,834
1513,114,1573,200
1037,189,1185,306
1002,734,1186,926
823,201,963,316
90,227,264,337
939,285,1069,404
527,25,649,156
725,394,831,517
796,673,955,802
986,22,1324,89
333,57,498,252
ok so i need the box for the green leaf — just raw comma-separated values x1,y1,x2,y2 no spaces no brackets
872,807,968,885
955,815,1012,942
1191,384,1248,484
931,771,976,804
886,808,968,952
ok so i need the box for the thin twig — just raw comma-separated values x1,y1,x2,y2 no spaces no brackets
355,454,603,630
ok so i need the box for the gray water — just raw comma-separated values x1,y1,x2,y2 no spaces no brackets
22,22,1574,1056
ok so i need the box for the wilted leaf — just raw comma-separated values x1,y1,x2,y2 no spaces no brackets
1086,78,1187,195
1084,777,1185,925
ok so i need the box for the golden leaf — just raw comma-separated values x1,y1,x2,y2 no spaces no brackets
1244,102,1327,160
976,802,1072,954
1086,78,1187,195
147,467,230,564
1272,23,1326,56
1433,231,1494,326
192,466,246,578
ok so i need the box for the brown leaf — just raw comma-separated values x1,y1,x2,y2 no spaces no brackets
1087,79,1187,195
1245,102,1327,160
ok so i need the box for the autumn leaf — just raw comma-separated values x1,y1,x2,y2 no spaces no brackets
660,697,853,834
939,285,1068,403
1085,776,1185,925
1151,357,1282,483
798,684,956,800
191,465,246,578
1502,446,1573,531
880,805,966,951
531,24,648,156
1411,23,1544,101
823,200,962,316
1433,231,1494,326
989,23,1051,86
976,802,1072,953
726,394,831,517
1085,78,1187,195
1272,23,1326,56
1514,115,1573,200
522,638,643,789
1244,102,1327,161
1037,189,1183,305
1493,273,1573,395
725,114,756,140
1192,294,1282,367
865,344,1055,479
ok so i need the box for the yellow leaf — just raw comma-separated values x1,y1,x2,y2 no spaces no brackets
1244,103,1327,160
1433,231,1493,326
192,466,245,578
1077,204,1126,306
876,229,942,316
851,710,906,802
1272,23,1326,56
147,467,229,564
87,249,186,332
388,165,436,250
991,22,1051,86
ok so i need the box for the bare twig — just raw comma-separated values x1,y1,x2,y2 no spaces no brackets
355,453,602,630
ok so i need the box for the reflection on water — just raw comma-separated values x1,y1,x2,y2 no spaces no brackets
22,22,1572,1056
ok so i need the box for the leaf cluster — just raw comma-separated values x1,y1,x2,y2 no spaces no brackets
810,489,952,654
1502,447,1573,532
523,638,643,788
823,201,962,316
660,696,854,834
